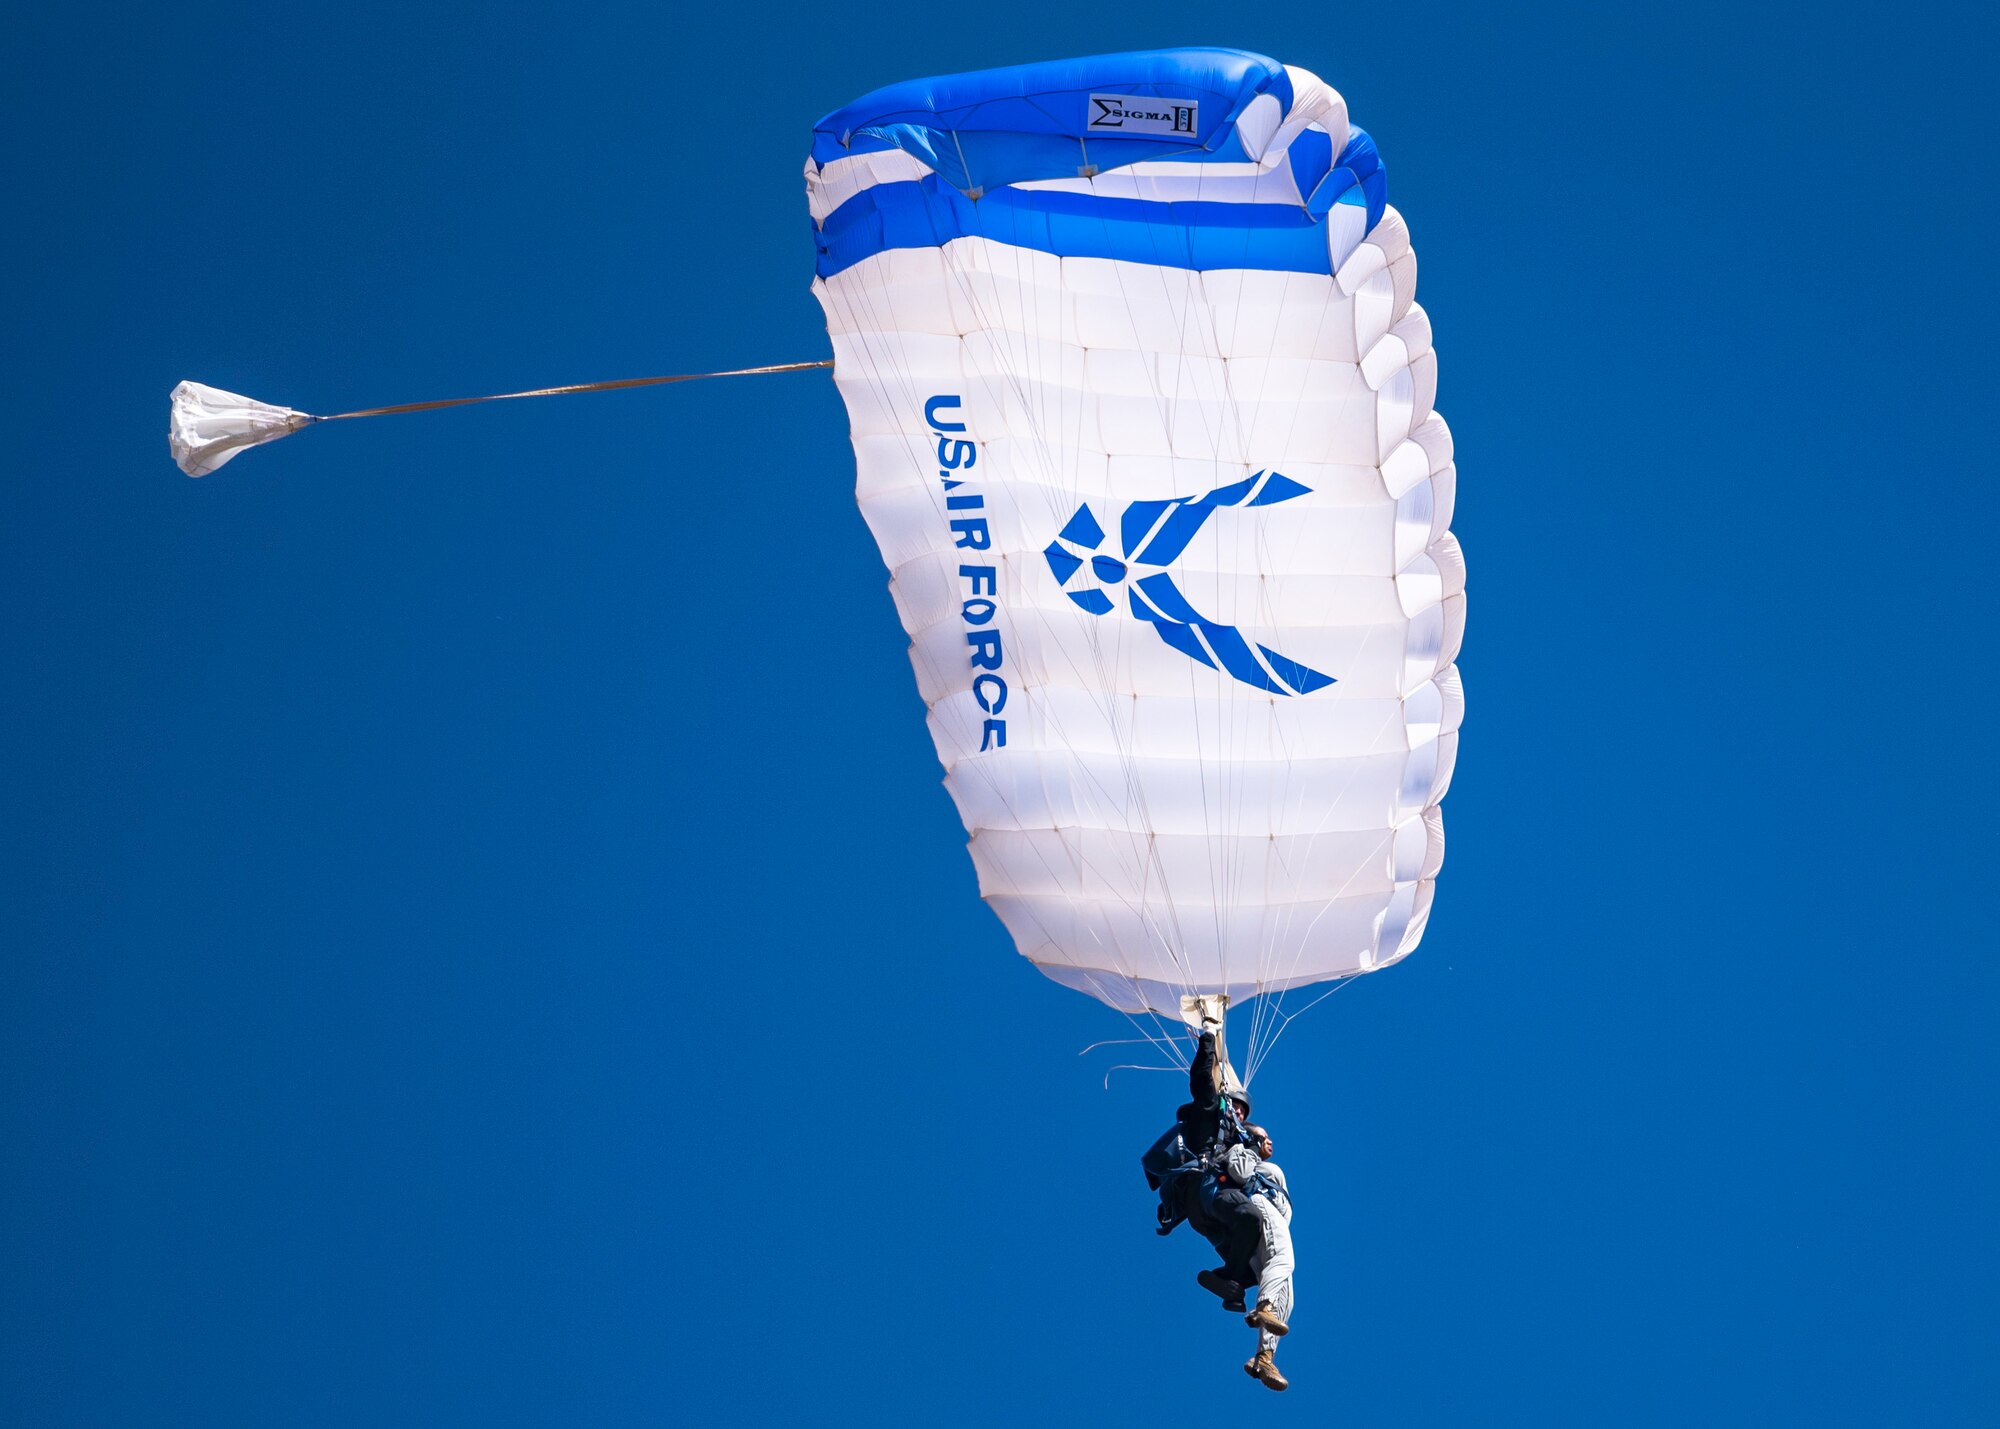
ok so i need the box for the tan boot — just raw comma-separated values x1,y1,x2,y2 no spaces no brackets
1244,1351,1289,1391
1245,1303,1289,1337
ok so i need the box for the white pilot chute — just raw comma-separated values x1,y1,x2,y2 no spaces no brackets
168,381,314,476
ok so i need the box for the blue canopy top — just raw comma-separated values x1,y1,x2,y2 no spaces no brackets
810,48,1299,192
808,49,1387,280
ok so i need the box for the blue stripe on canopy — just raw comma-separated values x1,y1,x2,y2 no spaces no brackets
813,146,1380,279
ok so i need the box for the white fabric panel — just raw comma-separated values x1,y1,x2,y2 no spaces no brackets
925,684,1448,762
993,890,1396,996
909,611,1433,700
943,746,1448,836
891,560,1429,630
970,824,1430,903
859,483,1402,574
810,71,1463,1015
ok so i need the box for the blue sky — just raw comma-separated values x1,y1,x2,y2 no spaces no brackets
6,2,1995,1423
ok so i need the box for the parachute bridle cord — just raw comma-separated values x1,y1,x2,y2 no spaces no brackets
316,361,836,422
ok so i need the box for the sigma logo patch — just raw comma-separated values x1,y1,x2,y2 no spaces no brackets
1087,94,1199,138
1042,473,1336,697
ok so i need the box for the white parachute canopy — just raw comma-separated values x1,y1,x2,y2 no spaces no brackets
808,49,1464,1063
168,381,313,476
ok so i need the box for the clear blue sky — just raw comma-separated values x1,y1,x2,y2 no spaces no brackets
6,2,1995,1423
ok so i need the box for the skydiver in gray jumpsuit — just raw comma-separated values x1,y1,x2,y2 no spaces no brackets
1227,1125,1294,1391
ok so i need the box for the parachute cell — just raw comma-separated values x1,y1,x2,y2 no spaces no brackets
808,49,1463,1027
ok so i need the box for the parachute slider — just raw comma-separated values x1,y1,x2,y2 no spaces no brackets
1179,992,1229,1031
167,360,835,477
1179,994,1252,1104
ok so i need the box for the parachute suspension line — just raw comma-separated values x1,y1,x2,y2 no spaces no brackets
1194,158,1261,1020
1248,704,1404,1070
1095,188,1219,1016
923,237,1103,985
1074,131,1382,1075
1082,209,1212,1020
1198,158,1376,1074
932,212,1202,1029
1200,144,1318,1078
950,130,978,198
1246,971,1359,1085
1240,270,1315,1072
1146,158,1298,1031
1190,158,1240,1013
1238,185,1411,1066
835,222,1130,1041
1249,732,1401,1071
1075,197,1167,1006
822,222,1179,1058
1078,1035,1190,1059
1101,1063,1188,1090
826,210,1188,1066
1197,172,1259,1017
823,224,1089,1043
1250,819,1391,1074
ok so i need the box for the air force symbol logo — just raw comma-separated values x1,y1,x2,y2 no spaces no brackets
1041,471,1336,697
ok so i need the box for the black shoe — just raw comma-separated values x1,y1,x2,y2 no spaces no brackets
1196,1268,1244,1310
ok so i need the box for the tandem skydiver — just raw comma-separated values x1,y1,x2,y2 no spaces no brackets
1141,1025,1298,1390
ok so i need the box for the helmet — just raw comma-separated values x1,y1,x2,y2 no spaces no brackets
1221,1072,1252,1118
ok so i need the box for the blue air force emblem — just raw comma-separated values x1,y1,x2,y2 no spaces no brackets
1041,471,1336,697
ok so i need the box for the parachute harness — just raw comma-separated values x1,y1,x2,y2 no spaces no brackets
1210,1097,1252,1167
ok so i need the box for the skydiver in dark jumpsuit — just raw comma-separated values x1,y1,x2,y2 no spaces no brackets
1142,1028,1266,1310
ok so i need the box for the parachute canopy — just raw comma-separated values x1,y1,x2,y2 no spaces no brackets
808,49,1462,1023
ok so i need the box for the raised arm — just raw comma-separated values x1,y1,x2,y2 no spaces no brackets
1189,1030,1223,1111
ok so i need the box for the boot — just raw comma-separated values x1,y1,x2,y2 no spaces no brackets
1196,1268,1246,1312
1244,1351,1289,1392
1245,1303,1289,1337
